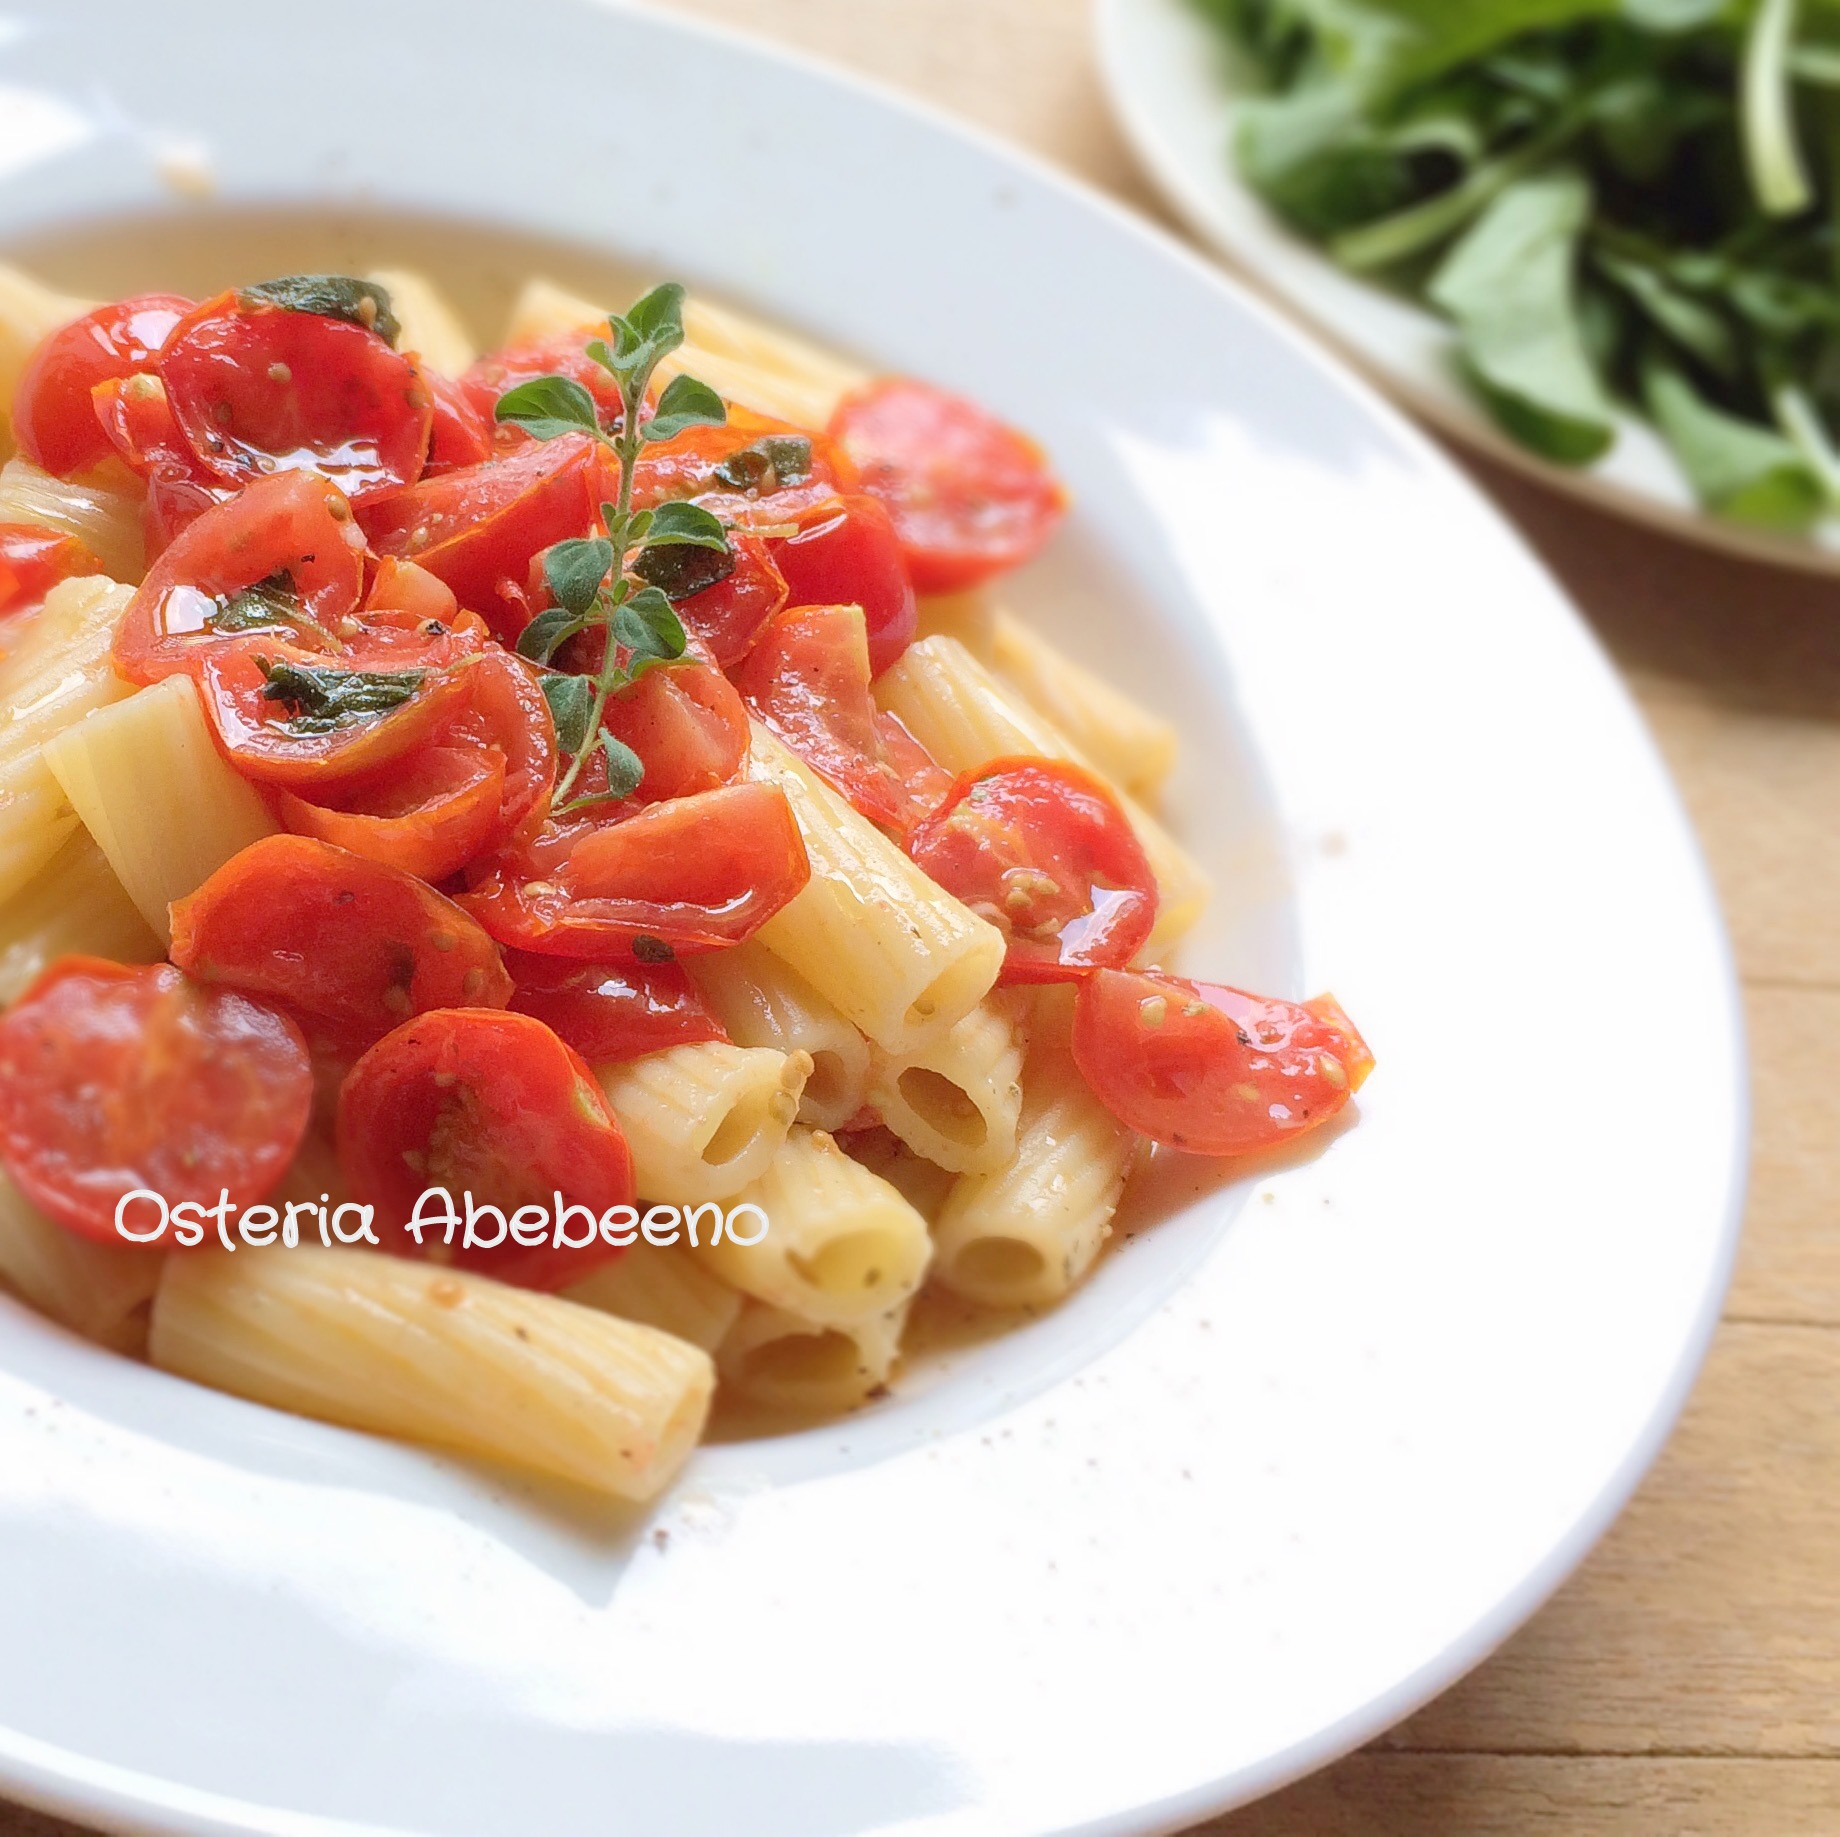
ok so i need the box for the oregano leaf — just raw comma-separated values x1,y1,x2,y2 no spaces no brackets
643,498,730,550
541,673,595,754
516,606,587,665
599,730,646,799
543,537,615,617
240,275,401,346
495,374,602,441
626,282,688,352
645,373,727,442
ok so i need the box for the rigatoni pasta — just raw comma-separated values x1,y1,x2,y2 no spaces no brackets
718,1295,909,1416
865,993,1026,1176
0,830,162,1006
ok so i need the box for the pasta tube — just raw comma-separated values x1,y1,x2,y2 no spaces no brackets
687,939,871,1132
366,268,477,376
0,458,144,583
44,673,279,943
749,724,1004,1056
717,1296,908,1416
150,1246,715,1502
875,636,1208,956
931,1017,1140,1310
866,993,1026,1175
0,267,91,435
0,829,162,1006
703,1126,932,1327
597,1042,808,1203
0,577,136,906
841,1125,958,1222
563,1243,743,1353
0,1166,161,1354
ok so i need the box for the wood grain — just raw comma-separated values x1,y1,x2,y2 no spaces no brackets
5,4,1839,1836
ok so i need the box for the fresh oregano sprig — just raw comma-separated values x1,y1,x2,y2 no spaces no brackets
494,282,729,811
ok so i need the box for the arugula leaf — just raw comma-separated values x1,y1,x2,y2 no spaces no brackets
541,673,596,754
207,571,305,634
712,434,814,493
240,275,402,345
1428,168,1614,464
599,731,646,800
1643,353,1824,530
255,659,426,733
543,537,616,616
495,375,602,441
645,373,728,442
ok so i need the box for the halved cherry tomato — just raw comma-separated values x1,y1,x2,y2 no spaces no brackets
159,291,432,499
667,529,788,667
505,949,727,1065
0,957,311,1245
114,471,365,684
170,835,513,1051
830,379,1066,593
337,1007,632,1288
906,759,1157,982
460,330,624,443
357,433,599,643
631,407,855,523
734,602,904,828
441,648,557,844
874,710,955,838
91,372,232,556
276,744,508,882
424,371,493,473
1070,971,1374,1156
768,494,916,676
12,293,191,478
0,523,103,615
462,781,810,959
601,659,749,803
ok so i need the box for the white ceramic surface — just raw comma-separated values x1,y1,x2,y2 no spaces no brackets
0,3,1745,1834
1096,0,1840,575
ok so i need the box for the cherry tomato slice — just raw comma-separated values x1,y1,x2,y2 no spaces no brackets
601,659,749,804
830,378,1066,593
733,602,904,829
159,291,432,500
337,1007,632,1288
504,949,728,1066
631,407,855,524
12,293,192,478
906,759,1157,983
170,834,513,1052
874,709,955,839
0,956,311,1245
461,781,810,960
276,744,509,882
769,494,916,676
357,433,599,643
0,523,103,616
442,648,558,845
461,332,625,444
91,372,234,556
664,529,789,668
1070,970,1374,1156
424,371,494,473
113,471,366,684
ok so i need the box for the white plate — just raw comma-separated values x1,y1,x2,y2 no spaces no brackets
1096,0,1840,575
0,3,1745,1833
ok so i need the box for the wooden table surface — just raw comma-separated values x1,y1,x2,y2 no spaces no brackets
5,3,1837,1835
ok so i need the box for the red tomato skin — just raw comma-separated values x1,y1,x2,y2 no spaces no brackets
356,434,599,643
630,406,856,519
1069,970,1374,1156
424,372,494,474
170,834,513,1052
336,1007,633,1288
113,471,366,684
769,494,917,677
90,372,232,556
0,956,312,1245
504,950,728,1065
601,660,749,803
669,530,789,668
829,379,1066,593
461,781,811,959
874,710,954,838
158,291,432,500
12,294,192,477
461,332,625,444
0,523,104,615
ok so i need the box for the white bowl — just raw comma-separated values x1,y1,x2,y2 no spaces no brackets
0,3,1745,1833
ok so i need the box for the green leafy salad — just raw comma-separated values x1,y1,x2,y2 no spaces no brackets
1196,0,1840,530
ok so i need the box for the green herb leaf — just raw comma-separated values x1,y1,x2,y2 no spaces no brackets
543,537,616,616
612,584,688,675
645,373,727,442
240,275,401,345
626,283,688,352
541,673,596,754
207,570,306,634
643,499,731,551
516,606,587,666
495,374,603,441
1428,169,1614,465
1643,353,1824,531
712,434,814,494
599,730,646,799
255,659,426,734
632,534,737,602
